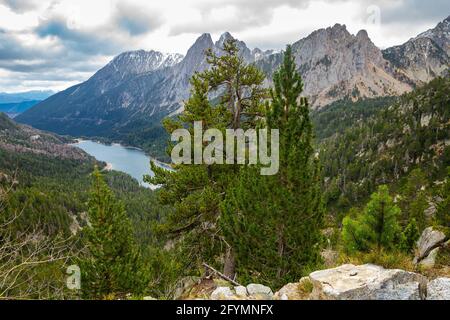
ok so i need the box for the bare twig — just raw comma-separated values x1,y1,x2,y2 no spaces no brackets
202,262,242,287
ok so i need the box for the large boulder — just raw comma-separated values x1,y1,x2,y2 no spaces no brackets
419,247,440,269
246,284,273,296
211,287,235,300
274,283,301,300
427,278,450,300
414,227,447,263
234,286,248,297
309,264,426,300
208,284,273,300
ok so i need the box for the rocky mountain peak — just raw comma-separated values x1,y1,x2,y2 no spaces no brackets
184,33,214,61
356,29,369,40
84,49,183,95
287,23,400,107
328,23,351,38
109,50,183,72
216,31,233,47
382,16,449,84
190,33,214,51
178,33,214,75
415,15,450,55
437,15,450,29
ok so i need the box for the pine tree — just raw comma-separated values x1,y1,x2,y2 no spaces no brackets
400,218,420,253
221,45,324,288
342,185,402,253
146,39,267,277
400,168,428,231
80,167,144,299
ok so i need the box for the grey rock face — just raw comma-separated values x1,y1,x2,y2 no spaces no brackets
246,283,273,296
383,15,449,84
262,23,413,108
309,264,425,300
427,278,450,300
383,37,449,84
419,247,440,269
415,15,450,56
234,286,248,297
414,227,447,263
211,287,235,300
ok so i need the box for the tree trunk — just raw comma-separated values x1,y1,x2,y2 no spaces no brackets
223,247,236,279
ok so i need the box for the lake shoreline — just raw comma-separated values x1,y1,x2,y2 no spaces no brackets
71,139,169,190
72,138,172,168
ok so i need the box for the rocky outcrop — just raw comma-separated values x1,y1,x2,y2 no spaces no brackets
179,264,450,300
274,277,313,300
289,24,412,107
209,284,274,300
210,287,235,300
427,278,450,300
383,16,449,85
419,248,441,269
309,264,426,300
414,227,447,267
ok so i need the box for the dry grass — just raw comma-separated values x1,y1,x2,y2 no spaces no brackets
338,249,416,272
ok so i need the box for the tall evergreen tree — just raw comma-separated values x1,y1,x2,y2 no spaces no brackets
400,218,420,253
400,168,428,231
146,39,267,277
221,45,324,288
80,168,144,299
342,185,402,253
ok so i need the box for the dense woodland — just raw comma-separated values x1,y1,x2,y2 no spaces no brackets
0,40,449,299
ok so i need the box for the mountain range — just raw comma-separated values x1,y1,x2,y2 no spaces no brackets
0,90,54,104
16,16,450,158
0,100,41,118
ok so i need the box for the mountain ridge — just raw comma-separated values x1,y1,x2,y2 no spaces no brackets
16,17,450,158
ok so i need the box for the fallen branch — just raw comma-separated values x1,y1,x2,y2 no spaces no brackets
202,263,242,287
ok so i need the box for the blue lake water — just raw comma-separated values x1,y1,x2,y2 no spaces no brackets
72,140,169,189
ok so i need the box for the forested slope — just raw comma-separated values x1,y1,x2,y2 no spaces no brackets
317,77,450,212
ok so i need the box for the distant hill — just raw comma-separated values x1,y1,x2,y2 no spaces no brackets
0,90,54,104
0,100,41,117
0,112,91,161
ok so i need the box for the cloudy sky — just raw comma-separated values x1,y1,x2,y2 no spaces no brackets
0,0,449,93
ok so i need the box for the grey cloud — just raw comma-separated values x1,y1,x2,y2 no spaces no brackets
171,0,450,36
0,29,63,61
379,0,450,24
0,26,108,90
0,0,39,13
243,28,313,50
171,0,333,35
36,16,126,56
0,4,161,91
112,2,164,36
0,55,104,73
